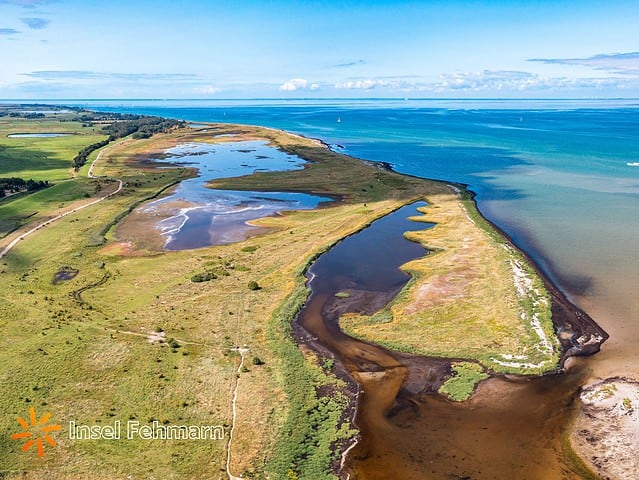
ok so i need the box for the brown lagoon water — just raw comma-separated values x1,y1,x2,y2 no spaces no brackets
297,202,593,480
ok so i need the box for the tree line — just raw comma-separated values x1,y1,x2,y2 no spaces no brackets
0,177,49,197
73,115,185,170
100,116,185,140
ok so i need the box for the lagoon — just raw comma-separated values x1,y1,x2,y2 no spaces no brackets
81,100,639,379
142,140,330,249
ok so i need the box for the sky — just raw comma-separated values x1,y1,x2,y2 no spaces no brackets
1,0,639,99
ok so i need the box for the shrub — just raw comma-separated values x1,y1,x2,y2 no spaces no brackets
191,272,217,283
248,280,261,290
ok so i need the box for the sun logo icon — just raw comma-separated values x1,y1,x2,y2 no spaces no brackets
11,406,62,458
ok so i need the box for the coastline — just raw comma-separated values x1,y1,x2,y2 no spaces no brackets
288,129,608,365
459,188,609,366
251,125,610,478
13,111,608,476
169,122,611,476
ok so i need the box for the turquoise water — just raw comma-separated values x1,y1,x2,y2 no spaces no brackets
66,99,639,375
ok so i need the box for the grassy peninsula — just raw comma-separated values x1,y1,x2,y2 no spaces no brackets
0,109,561,479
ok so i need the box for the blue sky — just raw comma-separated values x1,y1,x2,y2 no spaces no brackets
1,0,638,99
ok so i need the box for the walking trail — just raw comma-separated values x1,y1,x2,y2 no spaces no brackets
0,149,122,260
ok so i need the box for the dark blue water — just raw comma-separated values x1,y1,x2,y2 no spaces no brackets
61,99,639,375
308,201,430,296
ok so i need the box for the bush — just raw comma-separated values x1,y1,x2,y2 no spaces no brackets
248,280,261,290
191,272,217,283
252,356,265,365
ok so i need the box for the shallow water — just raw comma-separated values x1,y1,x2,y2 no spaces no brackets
7,132,71,138
69,100,639,475
297,202,589,479
145,140,330,249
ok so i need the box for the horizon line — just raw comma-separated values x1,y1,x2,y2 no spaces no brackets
2,97,639,102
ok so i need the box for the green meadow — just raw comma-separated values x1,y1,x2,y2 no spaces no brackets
0,116,105,181
0,114,108,237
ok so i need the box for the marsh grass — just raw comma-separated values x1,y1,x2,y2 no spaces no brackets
0,122,423,478
339,193,560,375
439,362,489,401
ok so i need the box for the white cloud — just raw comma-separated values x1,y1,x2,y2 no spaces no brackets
335,79,391,89
435,70,538,91
279,78,319,91
529,52,639,75
432,70,631,92
22,70,200,83
195,85,220,95
332,70,638,95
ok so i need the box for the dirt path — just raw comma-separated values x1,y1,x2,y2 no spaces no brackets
227,346,249,480
100,331,249,479
0,148,122,260
105,327,218,349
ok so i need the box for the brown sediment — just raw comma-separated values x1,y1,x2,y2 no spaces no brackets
98,123,609,476
98,240,150,257
291,190,608,479
114,199,180,252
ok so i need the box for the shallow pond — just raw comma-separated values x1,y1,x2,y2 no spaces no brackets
145,140,331,249
8,133,72,138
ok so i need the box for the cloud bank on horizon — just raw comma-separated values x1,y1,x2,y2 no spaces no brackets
530,52,639,76
1,0,639,99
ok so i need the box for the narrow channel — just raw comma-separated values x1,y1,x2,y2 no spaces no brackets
295,201,594,479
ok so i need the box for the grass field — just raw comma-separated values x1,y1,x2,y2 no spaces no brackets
0,117,561,478
0,116,106,181
0,114,109,237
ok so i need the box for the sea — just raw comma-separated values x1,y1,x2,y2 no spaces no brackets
53,98,639,380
